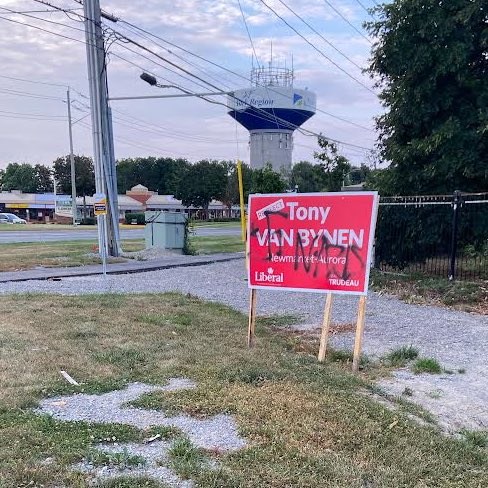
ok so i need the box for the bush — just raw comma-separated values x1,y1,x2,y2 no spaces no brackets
80,217,96,225
125,213,145,225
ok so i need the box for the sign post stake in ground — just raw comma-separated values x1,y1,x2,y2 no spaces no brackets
247,288,257,347
352,296,367,372
317,293,333,362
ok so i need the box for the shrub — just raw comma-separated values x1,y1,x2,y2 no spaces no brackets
125,213,145,225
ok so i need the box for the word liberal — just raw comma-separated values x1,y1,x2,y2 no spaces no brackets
248,193,378,295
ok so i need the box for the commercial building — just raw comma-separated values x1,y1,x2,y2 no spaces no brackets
0,184,239,223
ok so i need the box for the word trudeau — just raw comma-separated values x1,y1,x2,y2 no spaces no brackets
254,227,365,248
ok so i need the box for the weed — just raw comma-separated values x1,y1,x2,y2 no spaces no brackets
458,368,466,374
462,430,488,448
402,387,413,396
168,437,206,479
412,358,442,374
383,345,419,367
257,315,300,328
86,447,146,470
96,476,166,488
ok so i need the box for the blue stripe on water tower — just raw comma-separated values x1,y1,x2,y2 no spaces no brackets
228,107,315,131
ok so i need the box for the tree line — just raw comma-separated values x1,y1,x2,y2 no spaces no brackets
0,139,373,210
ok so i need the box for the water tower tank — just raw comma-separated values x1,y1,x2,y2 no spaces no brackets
228,66,316,171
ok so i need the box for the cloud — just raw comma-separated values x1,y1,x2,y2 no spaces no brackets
0,0,380,169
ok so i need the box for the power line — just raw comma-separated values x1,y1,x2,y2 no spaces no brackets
0,6,86,33
116,19,373,132
0,109,65,118
273,0,365,71
352,0,376,19
237,0,261,68
0,87,63,100
257,0,375,94
322,0,372,44
0,13,87,45
13,1,374,151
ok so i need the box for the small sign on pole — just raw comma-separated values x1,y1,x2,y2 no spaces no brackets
246,192,378,371
93,193,107,216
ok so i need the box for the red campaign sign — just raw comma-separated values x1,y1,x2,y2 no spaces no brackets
247,192,379,295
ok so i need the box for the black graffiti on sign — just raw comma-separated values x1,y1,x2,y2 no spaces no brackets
250,208,365,281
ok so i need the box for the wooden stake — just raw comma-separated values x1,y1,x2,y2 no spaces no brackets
352,295,367,372
317,293,333,362
247,288,257,347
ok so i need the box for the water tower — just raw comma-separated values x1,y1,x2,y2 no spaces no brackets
228,65,316,171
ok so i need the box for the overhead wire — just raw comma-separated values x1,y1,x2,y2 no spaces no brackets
322,0,372,44
257,0,375,94
352,0,376,19
114,18,374,133
14,0,374,152
272,0,365,71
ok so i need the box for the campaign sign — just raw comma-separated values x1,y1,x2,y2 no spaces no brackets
248,192,378,295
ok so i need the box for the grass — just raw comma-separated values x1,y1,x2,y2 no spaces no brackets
0,293,486,487
0,223,86,231
412,357,443,374
370,270,488,314
0,239,144,272
0,235,242,272
383,345,419,367
167,437,207,480
86,447,146,469
190,235,244,254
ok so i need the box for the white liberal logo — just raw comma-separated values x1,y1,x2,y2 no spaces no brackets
255,266,284,283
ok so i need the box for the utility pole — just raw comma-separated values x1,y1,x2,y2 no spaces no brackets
83,0,120,257
66,88,78,226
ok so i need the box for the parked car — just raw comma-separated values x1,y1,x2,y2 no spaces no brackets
0,213,27,224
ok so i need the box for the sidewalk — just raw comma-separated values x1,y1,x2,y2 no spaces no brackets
0,252,244,283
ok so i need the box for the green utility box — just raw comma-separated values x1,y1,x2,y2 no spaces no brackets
145,211,187,252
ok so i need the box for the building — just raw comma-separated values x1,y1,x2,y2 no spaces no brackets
0,185,240,223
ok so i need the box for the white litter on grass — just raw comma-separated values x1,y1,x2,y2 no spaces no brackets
36,377,247,485
60,370,80,386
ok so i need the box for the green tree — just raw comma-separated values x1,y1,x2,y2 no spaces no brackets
175,160,227,214
0,169,4,190
2,163,38,192
349,164,371,185
34,164,53,193
250,163,287,194
314,138,351,191
116,157,189,194
366,0,488,194
290,161,326,192
220,161,253,210
53,155,95,197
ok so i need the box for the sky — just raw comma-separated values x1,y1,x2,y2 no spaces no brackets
0,0,382,171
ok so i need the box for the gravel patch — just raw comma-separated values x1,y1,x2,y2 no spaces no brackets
5,258,487,432
37,378,246,452
74,440,193,487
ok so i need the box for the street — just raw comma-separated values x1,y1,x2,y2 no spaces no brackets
0,225,241,244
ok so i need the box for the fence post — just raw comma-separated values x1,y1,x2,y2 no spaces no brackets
449,190,462,280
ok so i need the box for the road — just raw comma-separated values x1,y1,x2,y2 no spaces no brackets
0,226,241,244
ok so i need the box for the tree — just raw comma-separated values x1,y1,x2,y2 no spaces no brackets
116,157,189,194
34,164,53,193
314,138,351,191
175,160,227,214
349,164,371,185
220,161,253,210
250,163,287,194
53,155,95,197
2,163,39,193
366,0,488,194
0,169,4,190
290,161,326,192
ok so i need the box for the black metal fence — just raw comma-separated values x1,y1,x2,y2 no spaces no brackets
374,192,488,281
